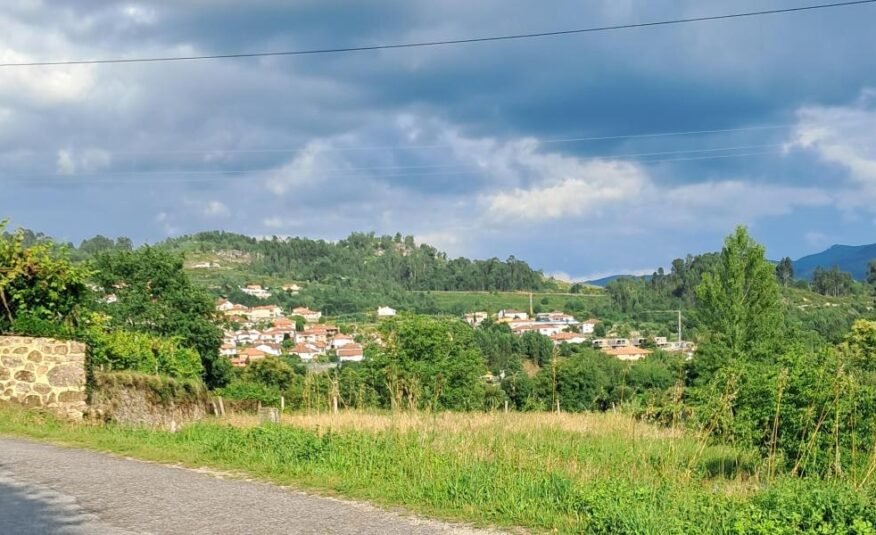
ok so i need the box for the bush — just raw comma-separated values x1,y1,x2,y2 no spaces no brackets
85,328,204,380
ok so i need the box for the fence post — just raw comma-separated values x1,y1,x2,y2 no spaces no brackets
218,396,226,417
280,396,285,413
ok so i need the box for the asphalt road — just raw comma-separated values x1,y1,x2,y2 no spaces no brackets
0,437,498,534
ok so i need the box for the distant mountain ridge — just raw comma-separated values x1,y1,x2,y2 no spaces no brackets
586,274,651,287
793,243,876,281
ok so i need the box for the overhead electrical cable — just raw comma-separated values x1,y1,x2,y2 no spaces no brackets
0,0,873,67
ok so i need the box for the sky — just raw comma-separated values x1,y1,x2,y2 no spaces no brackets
2,0,876,280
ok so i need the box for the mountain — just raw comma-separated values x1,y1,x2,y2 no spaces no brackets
793,243,876,280
585,274,652,287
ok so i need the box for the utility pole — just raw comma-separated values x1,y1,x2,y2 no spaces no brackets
529,291,533,317
677,309,682,344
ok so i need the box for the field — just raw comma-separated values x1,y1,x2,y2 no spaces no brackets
421,290,607,315
1,403,872,533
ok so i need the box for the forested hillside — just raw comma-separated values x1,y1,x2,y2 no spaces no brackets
162,231,553,292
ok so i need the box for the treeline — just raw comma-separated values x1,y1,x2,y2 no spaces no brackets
162,230,552,292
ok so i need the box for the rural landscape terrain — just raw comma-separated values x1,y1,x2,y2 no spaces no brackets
4,222,876,533
4,1,876,533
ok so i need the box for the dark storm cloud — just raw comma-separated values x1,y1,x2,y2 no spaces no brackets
2,0,876,274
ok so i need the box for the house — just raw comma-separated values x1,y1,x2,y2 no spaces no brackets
261,328,290,344
220,343,238,356
247,305,283,321
580,319,600,334
272,317,295,329
550,332,587,345
223,304,250,318
255,343,281,356
498,309,529,321
337,343,364,362
536,324,565,337
292,307,322,322
603,346,652,361
377,306,397,318
299,327,328,344
282,283,302,294
322,324,340,337
216,298,235,312
240,284,271,299
591,338,631,349
536,311,578,324
331,334,355,349
291,343,319,362
463,312,489,327
232,347,267,367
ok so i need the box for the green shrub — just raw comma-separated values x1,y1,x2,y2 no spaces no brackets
85,328,204,380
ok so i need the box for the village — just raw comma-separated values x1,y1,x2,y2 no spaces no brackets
216,284,696,368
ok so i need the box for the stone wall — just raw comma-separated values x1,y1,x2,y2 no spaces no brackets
0,336,87,419
87,372,208,432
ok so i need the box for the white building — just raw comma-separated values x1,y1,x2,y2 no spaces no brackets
337,343,364,362
498,309,529,321
377,306,397,318
240,284,272,299
463,312,489,326
580,319,600,334
292,307,322,323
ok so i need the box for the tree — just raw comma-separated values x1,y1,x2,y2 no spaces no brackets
867,260,876,289
92,247,231,387
369,315,487,410
694,227,783,378
0,220,90,333
775,257,794,287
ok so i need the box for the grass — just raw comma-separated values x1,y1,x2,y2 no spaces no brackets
1,403,874,533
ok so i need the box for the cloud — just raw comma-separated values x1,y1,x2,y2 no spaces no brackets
55,148,111,175
787,92,876,209
485,160,646,221
202,200,230,217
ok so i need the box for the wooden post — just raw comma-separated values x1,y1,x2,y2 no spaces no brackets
556,399,561,414
504,400,509,413
218,396,226,417
280,396,285,413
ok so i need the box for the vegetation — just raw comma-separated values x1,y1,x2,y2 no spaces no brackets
3,403,876,534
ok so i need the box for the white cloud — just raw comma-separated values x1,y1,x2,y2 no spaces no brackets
0,49,95,104
56,150,76,175
485,160,646,221
787,92,876,208
55,148,111,175
203,200,230,217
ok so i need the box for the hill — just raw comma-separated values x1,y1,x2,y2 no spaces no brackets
586,274,651,287
793,243,876,280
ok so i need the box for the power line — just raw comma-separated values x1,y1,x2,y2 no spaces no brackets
5,141,783,180
6,149,782,185
1,0,873,67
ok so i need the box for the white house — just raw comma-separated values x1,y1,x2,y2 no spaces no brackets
291,343,319,362
331,334,355,349
498,309,529,321
255,343,281,356
220,343,238,356
536,311,578,324
240,284,272,299
337,343,364,362
247,305,283,321
463,312,489,326
603,346,652,361
580,319,600,334
550,332,587,346
377,306,397,318
292,307,322,323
